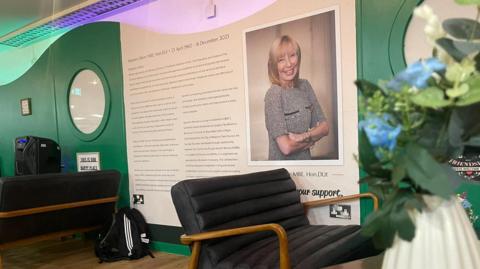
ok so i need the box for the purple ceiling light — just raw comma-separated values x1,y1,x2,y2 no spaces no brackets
0,0,153,47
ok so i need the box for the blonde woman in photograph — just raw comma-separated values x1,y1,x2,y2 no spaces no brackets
264,35,329,160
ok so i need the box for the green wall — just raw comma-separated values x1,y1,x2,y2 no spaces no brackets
357,0,421,80
0,50,57,174
0,22,129,208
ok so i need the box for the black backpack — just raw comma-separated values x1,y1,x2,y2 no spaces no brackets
95,207,154,262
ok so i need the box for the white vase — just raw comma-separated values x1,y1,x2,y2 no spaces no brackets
382,195,480,269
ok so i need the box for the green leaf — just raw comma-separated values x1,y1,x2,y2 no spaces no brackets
457,76,480,106
410,87,452,108
464,106,480,139
361,210,386,237
443,18,480,39
437,38,467,62
392,203,415,241
452,40,480,56
449,104,480,146
446,83,470,98
440,163,464,189
359,129,378,169
362,204,396,248
391,154,406,185
373,217,396,248
455,0,480,5
361,191,429,249
436,39,480,63
391,163,406,185
446,59,475,83
368,185,388,201
474,53,480,71
449,108,466,149
405,197,424,212
457,87,480,105
355,80,384,97
404,144,453,198
417,112,452,160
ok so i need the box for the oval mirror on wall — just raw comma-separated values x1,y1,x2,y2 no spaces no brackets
69,69,106,134
404,0,476,65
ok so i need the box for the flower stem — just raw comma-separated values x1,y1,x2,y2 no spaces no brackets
402,92,412,135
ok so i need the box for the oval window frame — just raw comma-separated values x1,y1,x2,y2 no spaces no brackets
67,61,111,141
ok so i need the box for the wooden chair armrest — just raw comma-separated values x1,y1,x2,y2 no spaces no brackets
302,192,378,212
180,223,291,269
0,196,118,218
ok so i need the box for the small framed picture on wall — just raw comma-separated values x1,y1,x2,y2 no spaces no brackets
20,98,32,116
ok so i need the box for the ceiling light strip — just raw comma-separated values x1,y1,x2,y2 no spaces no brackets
0,0,146,47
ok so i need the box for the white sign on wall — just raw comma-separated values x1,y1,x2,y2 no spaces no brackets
76,152,101,172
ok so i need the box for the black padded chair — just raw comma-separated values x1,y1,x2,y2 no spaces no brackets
171,168,381,269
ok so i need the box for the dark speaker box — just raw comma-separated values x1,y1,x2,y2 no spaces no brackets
15,136,61,176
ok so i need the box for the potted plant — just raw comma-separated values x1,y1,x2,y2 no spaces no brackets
356,0,480,267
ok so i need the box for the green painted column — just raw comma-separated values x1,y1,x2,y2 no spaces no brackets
49,22,130,208
356,0,422,222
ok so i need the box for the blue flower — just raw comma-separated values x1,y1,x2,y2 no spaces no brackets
462,199,472,209
360,114,402,158
386,58,446,90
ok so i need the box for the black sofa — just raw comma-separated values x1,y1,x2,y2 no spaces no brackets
0,170,120,255
172,168,380,269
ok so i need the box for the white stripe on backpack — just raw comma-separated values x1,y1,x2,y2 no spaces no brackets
124,214,133,256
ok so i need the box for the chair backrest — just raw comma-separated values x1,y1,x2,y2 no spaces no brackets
0,170,120,245
0,170,120,211
171,168,309,266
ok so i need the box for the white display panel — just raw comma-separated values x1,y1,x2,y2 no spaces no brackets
120,0,359,226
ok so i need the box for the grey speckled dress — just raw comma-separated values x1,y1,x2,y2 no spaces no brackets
264,79,326,160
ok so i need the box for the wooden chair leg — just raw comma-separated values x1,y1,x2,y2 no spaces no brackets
189,241,201,269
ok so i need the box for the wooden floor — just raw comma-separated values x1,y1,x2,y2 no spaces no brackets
2,238,190,269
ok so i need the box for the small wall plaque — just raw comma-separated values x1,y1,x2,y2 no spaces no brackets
76,152,101,172
329,204,351,219
20,98,31,116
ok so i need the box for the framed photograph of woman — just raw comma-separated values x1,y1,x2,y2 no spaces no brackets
244,6,343,165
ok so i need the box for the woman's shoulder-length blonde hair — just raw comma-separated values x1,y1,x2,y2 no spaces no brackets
267,35,301,87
